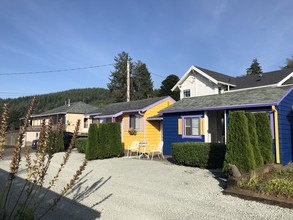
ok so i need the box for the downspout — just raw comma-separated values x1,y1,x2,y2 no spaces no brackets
272,105,280,164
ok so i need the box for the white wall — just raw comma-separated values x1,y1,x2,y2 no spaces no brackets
180,72,217,99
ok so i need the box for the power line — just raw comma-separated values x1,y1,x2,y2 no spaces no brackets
0,64,114,76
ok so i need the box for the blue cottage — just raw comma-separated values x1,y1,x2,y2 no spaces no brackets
161,85,293,165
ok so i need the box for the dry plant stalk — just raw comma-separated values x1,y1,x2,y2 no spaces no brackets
0,100,87,220
0,104,9,159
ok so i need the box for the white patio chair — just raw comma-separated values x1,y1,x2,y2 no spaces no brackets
127,140,140,158
149,141,164,160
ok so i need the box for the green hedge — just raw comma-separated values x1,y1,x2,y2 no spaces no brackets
224,111,255,173
76,138,87,153
255,113,274,164
97,123,123,159
245,113,264,168
171,142,226,169
86,124,99,160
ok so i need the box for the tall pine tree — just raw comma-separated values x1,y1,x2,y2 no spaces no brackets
132,60,153,100
246,58,263,75
159,74,180,101
107,51,133,102
108,51,153,102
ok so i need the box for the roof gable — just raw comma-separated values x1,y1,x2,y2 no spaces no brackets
172,66,236,91
32,102,99,117
162,86,292,113
93,96,175,117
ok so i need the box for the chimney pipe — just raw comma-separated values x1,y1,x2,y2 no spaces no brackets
68,99,71,106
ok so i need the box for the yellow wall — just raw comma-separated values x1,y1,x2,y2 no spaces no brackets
65,113,87,133
122,98,174,152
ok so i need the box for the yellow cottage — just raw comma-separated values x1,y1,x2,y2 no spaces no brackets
89,96,175,153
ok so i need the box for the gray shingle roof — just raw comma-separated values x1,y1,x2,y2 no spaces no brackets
32,102,99,117
162,86,292,113
196,66,236,85
92,96,170,116
234,68,293,89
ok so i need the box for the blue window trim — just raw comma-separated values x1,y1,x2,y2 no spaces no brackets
181,115,202,139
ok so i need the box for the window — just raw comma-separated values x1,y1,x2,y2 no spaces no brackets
184,117,200,136
129,115,140,130
84,118,89,129
183,89,191,98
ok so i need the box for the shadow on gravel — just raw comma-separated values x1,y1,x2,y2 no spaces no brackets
166,157,227,190
66,170,113,209
0,168,104,219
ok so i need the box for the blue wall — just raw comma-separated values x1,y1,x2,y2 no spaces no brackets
163,112,204,155
278,90,293,164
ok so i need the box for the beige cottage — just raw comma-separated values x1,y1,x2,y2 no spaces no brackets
25,101,98,145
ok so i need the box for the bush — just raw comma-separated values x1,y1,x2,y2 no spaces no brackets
224,111,255,173
255,113,274,164
76,138,87,153
97,123,123,159
171,142,226,169
245,113,264,168
86,124,99,160
47,130,64,153
56,130,64,152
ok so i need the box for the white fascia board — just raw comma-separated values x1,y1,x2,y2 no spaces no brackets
277,71,293,86
171,66,195,91
218,81,237,87
171,66,219,91
194,66,218,85
224,84,278,93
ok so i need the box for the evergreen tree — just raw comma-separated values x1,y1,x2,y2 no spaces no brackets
223,111,255,173
255,113,274,164
86,123,99,160
246,58,263,75
281,54,293,69
159,74,180,101
107,51,132,102
245,113,264,168
56,130,64,152
132,60,153,100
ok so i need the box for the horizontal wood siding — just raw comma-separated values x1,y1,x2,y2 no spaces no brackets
122,113,144,150
278,90,293,164
144,99,174,151
163,112,204,155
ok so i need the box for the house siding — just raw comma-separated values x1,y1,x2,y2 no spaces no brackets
122,98,175,152
163,112,205,155
278,90,293,164
180,72,216,99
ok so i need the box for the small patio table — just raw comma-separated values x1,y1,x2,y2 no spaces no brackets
138,141,149,159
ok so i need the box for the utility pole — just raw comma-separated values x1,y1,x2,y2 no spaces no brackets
127,60,130,102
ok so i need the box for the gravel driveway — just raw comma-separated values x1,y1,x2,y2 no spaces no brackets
1,149,293,220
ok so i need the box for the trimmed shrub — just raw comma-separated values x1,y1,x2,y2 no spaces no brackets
106,123,124,156
47,130,64,153
245,113,264,168
97,123,123,159
255,112,274,164
224,111,255,173
76,138,87,153
56,130,64,152
86,124,99,160
171,142,226,169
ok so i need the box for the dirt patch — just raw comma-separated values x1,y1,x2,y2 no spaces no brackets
224,164,293,209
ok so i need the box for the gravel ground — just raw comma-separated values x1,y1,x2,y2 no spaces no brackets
1,149,293,220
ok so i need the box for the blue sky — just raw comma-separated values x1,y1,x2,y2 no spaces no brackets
0,0,293,98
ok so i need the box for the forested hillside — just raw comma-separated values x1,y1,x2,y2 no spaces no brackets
0,88,112,130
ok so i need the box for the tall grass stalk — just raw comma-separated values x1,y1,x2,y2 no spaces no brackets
0,99,87,220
